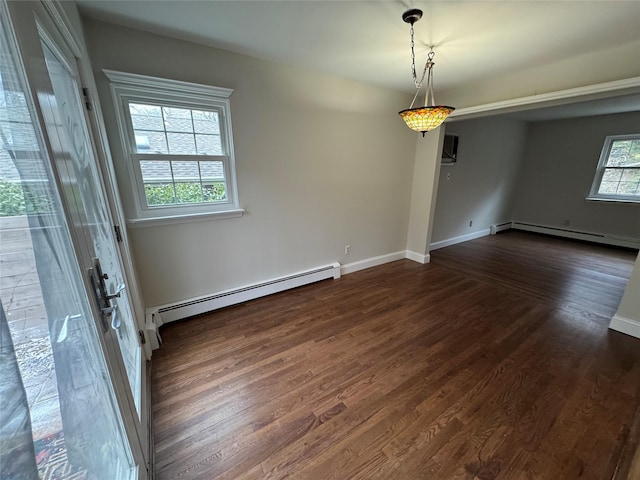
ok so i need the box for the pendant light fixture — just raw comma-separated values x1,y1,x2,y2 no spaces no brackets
398,9,455,136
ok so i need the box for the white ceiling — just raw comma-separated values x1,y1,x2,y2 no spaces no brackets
77,0,640,119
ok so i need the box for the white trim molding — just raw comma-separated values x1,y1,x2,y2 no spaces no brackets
41,0,84,57
126,208,245,228
141,234,640,349
449,77,640,120
430,228,492,251
147,249,441,334
341,251,406,275
405,251,430,264
425,221,638,250
609,314,640,339
103,69,233,98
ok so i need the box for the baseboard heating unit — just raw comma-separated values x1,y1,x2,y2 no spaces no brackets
150,262,341,326
511,222,640,249
490,222,512,235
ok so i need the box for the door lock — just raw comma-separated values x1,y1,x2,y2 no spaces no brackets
88,257,126,332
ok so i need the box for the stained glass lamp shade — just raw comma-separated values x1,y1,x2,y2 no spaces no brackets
399,106,455,135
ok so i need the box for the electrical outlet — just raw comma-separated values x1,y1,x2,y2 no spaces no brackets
345,245,351,255
446,172,451,180
469,220,473,227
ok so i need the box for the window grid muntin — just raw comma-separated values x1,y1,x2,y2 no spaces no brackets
598,166,640,196
124,98,230,210
137,155,228,208
590,134,640,202
127,101,223,156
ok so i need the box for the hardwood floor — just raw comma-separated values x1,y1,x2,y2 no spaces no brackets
151,231,640,479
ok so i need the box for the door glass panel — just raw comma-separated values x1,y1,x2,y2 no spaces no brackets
0,6,135,479
38,37,141,416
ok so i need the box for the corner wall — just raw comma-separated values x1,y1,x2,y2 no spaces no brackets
430,117,528,246
610,251,640,339
406,127,445,262
82,18,417,308
512,111,640,241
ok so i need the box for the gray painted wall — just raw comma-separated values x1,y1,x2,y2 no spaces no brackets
432,111,640,246
83,18,418,307
80,16,639,311
431,117,528,244
513,111,640,240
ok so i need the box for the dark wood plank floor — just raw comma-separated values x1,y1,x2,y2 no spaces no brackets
151,231,640,479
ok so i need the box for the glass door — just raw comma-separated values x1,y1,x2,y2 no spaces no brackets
1,1,145,478
36,11,144,419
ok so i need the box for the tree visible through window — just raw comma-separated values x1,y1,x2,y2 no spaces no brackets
590,135,640,202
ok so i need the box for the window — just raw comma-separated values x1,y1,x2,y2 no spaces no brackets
589,134,640,203
105,70,242,224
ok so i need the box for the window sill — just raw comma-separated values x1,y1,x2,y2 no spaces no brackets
585,197,640,205
126,208,245,228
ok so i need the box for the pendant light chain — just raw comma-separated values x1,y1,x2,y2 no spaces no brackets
410,23,417,87
426,49,436,107
409,22,428,90
409,47,435,109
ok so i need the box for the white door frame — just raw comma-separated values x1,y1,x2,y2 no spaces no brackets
38,0,154,474
6,0,152,476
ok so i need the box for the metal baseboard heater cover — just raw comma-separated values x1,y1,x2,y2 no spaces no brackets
511,222,640,249
151,262,341,326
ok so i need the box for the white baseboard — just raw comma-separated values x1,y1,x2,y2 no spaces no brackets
511,222,640,249
341,251,406,275
430,228,492,251
405,251,430,264
609,314,640,339
151,262,341,327
148,248,430,336
144,223,638,348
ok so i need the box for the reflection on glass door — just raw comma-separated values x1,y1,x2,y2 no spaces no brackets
0,2,138,479
38,25,142,418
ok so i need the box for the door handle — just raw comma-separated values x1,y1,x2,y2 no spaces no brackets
106,283,126,300
88,258,125,333
102,304,121,330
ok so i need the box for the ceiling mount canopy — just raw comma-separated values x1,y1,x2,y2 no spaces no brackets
398,8,455,137
401,8,423,24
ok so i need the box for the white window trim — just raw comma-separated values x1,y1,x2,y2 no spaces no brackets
587,133,640,204
104,70,243,225
126,208,245,228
